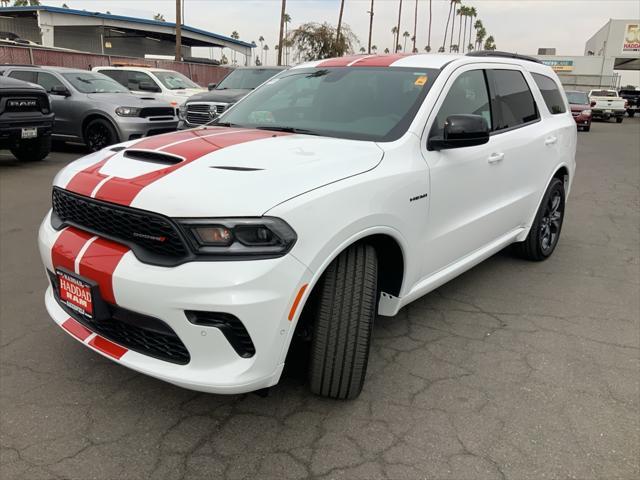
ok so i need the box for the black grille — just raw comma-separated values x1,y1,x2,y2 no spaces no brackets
48,271,190,364
52,187,190,265
186,103,227,125
140,107,175,118
186,311,255,358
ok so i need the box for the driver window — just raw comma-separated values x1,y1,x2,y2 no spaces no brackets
125,71,158,91
432,70,491,136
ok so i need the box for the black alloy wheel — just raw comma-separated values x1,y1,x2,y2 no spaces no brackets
85,119,117,152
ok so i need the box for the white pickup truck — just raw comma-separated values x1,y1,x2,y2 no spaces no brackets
588,89,627,123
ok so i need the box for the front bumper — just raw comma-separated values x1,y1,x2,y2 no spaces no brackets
38,212,311,394
115,117,179,142
591,109,625,119
572,114,591,127
0,116,54,147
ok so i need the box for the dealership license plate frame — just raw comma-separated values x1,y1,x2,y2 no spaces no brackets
56,268,97,319
21,127,38,139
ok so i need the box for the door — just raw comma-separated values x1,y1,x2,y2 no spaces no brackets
36,71,76,137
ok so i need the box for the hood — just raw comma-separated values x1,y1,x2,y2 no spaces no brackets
57,128,383,217
85,92,168,107
186,89,251,104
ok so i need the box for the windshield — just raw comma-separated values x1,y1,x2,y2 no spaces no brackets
154,70,200,90
591,90,616,97
566,91,589,105
216,68,283,90
218,67,438,141
62,72,128,94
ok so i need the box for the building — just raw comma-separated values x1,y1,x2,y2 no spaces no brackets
534,19,639,91
0,5,253,64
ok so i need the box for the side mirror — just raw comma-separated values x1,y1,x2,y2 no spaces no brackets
208,83,217,91
138,81,160,92
428,114,490,151
51,85,70,97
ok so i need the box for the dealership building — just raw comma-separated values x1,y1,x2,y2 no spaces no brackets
533,19,639,91
0,5,253,63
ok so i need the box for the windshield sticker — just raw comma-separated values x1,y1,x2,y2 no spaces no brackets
414,75,428,86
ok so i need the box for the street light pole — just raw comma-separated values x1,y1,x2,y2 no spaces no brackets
175,0,182,61
367,0,374,54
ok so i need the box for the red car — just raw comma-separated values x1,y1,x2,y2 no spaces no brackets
565,90,592,132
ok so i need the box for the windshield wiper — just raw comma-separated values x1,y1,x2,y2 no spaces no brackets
254,126,320,136
209,121,243,128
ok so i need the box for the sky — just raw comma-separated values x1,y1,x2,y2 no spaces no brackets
15,1,640,82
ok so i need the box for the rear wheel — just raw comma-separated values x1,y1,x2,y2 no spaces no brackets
309,244,378,400
616,117,623,124
583,125,591,132
84,118,118,152
514,178,565,261
10,136,51,162
628,110,635,118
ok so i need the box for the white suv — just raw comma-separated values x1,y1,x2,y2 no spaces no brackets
39,52,576,399
93,66,206,107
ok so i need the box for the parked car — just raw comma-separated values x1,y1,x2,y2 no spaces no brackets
0,76,54,161
618,88,640,117
38,52,575,399
93,66,206,107
2,66,179,151
178,67,285,128
588,89,626,123
565,90,592,131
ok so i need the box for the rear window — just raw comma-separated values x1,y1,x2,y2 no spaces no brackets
487,69,539,131
8,70,37,83
565,91,589,105
532,73,566,114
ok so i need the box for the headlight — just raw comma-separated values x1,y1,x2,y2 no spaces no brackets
581,109,592,116
115,106,141,117
179,217,297,257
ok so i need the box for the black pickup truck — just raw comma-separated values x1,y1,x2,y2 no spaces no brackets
0,76,54,161
619,88,640,118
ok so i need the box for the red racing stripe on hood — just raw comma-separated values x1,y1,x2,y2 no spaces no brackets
93,129,288,206
64,156,113,197
77,238,129,305
51,227,94,272
126,128,211,150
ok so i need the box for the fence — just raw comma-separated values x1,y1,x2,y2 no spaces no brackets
557,73,622,92
0,44,232,86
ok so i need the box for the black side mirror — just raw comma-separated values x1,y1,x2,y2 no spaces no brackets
208,83,217,91
138,81,160,92
428,114,490,151
51,85,70,97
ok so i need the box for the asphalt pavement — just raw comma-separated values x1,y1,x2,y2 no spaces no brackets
1,119,638,480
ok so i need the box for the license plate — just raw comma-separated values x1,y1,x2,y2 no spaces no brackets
57,270,93,318
21,127,37,139
605,109,612,114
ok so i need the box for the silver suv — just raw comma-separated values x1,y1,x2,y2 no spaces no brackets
2,66,179,151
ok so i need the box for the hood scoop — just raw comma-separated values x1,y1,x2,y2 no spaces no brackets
210,165,263,172
124,149,184,165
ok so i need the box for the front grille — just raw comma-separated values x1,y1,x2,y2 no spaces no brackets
140,107,175,118
48,271,190,364
52,187,190,265
4,97,41,112
186,102,228,125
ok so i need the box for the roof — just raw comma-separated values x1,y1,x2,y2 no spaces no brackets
0,5,254,49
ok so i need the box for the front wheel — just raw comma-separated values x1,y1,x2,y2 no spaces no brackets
84,118,118,152
10,136,51,162
627,110,635,118
309,244,378,400
514,178,565,261
583,125,591,132
616,117,623,124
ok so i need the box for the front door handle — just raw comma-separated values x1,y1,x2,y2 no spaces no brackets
488,152,505,164
545,136,558,146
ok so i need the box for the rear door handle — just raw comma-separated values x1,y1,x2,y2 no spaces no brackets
545,136,558,146
488,152,504,164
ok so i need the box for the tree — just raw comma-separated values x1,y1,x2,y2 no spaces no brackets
426,0,432,55
451,44,459,53
367,0,374,54
62,3,69,7
437,46,445,53
288,22,357,61
484,35,496,51
258,35,265,64
456,5,464,54
284,13,292,65
13,0,41,5
467,7,477,54
391,26,398,53
442,0,455,52
277,0,286,65
336,0,345,51
359,47,366,53
263,44,269,64
395,0,403,53
467,43,474,52
220,54,229,65
475,23,486,50
371,45,377,53
153,13,165,22
402,31,410,52
231,31,239,64
424,45,431,53
384,47,390,54
474,19,483,50
449,0,461,52
412,0,418,53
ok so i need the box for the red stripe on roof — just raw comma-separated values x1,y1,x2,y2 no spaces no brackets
88,335,128,359
61,317,92,341
316,53,413,68
51,227,94,272
93,129,287,206
77,238,129,304
316,55,370,67
64,158,111,196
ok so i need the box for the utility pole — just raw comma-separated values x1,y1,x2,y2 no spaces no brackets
277,0,286,65
175,0,182,61
367,0,374,54
395,0,402,53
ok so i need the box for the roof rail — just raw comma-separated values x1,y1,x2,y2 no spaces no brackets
0,64,41,68
466,50,542,64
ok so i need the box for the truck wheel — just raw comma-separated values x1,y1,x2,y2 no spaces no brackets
84,118,118,152
10,136,51,162
628,111,635,118
309,244,378,400
514,178,565,261
583,125,591,132
616,117,623,124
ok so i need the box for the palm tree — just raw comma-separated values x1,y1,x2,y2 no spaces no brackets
277,0,286,65
474,19,483,50
284,13,292,65
456,5,464,54
451,44,459,53
258,35,265,64
467,8,477,53
402,31,410,52
336,0,346,50
371,45,378,53
449,0,461,52
263,44,269,64
484,35,496,51
442,0,456,52
424,45,431,53
391,26,399,52
412,0,418,53
476,26,487,51
359,47,366,53
384,47,390,54
395,0,403,53
231,31,239,64
426,0,432,55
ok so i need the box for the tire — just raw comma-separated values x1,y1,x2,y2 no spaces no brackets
309,243,378,400
628,110,635,118
583,125,591,132
514,178,565,261
10,136,51,162
616,117,623,124
84,118,118,152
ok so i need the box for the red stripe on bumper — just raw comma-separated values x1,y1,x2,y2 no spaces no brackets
51,227,94,272
77,238,129,304
88,335,128,359
61,317,92,341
